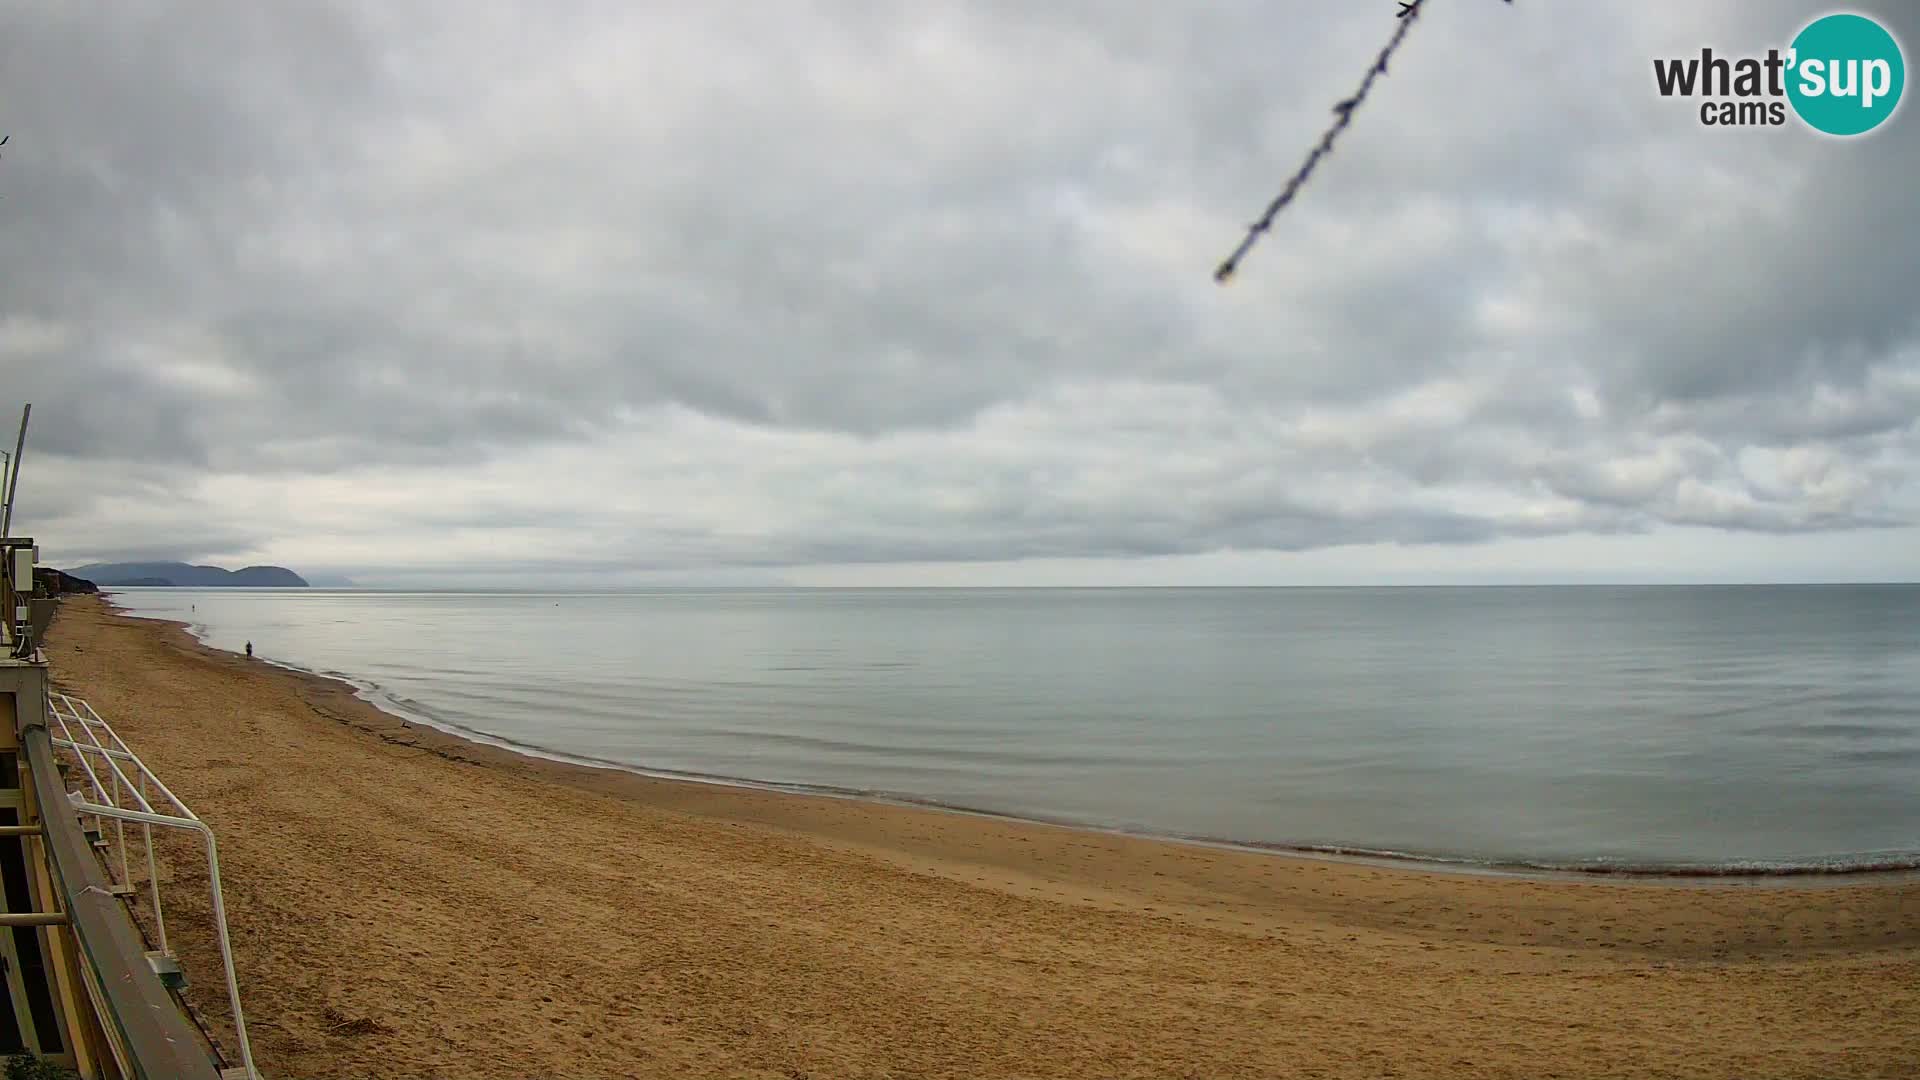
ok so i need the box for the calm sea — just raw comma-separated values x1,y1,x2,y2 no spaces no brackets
106,586,1920,874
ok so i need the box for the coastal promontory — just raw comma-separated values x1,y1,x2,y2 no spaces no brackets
67,561,310,588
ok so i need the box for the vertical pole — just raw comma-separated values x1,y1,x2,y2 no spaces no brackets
111,774,129,891
196,826,255,1079
2,404,29,538
0,695,44,1056
140,774,165,956
8,689,113,1079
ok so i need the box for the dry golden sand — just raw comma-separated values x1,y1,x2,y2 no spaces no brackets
37,595,1920,1079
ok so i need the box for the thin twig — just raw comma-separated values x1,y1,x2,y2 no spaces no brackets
1214,1,1431,283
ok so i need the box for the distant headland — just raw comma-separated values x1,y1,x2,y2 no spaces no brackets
68,561,310,588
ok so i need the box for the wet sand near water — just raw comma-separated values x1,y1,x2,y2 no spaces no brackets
42,594,1920,1079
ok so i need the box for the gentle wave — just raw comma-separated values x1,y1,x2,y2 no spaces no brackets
106,585,1920,877
178,643,1920,880
1217,841,1920,880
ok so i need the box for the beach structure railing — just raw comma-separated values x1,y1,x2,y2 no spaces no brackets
44,693,257,1080
3,652,226,1078
2,408,235,1075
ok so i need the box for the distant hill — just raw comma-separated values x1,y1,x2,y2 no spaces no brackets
68,562,309,588
31,567,97,595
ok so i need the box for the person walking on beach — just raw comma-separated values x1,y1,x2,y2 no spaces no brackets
245,640,253,658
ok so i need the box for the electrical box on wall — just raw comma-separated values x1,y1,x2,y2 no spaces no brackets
2,542,35,653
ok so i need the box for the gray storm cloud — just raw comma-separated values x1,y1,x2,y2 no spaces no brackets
1,1,1915,582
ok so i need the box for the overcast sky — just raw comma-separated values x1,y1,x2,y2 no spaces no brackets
3,1,1916,586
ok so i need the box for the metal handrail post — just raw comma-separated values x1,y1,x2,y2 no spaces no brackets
46,693,258,1080
66,700,135,890
64,798,256,1080
139,772,164,954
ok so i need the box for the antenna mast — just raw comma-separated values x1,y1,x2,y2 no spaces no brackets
2,404,29,537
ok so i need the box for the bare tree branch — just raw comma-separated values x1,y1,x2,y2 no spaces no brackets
1213,2,1432,284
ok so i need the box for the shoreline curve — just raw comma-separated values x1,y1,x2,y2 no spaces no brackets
104,591,1920,888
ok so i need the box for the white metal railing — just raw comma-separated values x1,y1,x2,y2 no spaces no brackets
45,693,258,1080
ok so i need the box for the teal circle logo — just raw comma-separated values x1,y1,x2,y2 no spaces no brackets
1787,13,1905,135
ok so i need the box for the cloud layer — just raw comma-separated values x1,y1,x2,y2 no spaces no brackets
3,1,1916,583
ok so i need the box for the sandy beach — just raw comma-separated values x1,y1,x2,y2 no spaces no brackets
37,594,1920,1079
